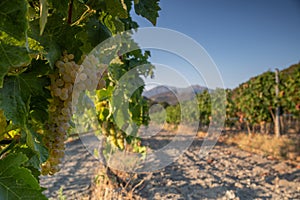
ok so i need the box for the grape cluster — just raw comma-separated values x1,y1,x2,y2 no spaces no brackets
42,52,108,175
73,54,107,98
101,121,125,150
41,53,79,175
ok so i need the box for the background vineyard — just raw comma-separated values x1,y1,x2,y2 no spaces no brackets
151,62,300,135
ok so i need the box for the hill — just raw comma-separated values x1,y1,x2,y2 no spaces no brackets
143,85,207,105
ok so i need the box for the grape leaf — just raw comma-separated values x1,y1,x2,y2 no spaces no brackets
25,128,49,168
0,77,28,126
0,153,47,200
30,96,49,123
134,0,161,26
87,0,128,18
29,15,83,67
122,0,140,30
0,67,49,127
0,42,31,88
78,15,112,53
106,0,128,19
48,0,68,17
0,0,28,40
29,18,63,67
13,143,48,177
86,0,106,11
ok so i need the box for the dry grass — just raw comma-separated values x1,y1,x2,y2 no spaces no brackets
91,165,142,200
90,151,147,200
221,132,300,161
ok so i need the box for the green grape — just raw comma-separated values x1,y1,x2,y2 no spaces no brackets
116,130,123,138
85,79,94,91
48,105,56,112
49,165,60,175
61,88,69,95
55,126,65,134
89,73,97,82
55,60,64,68
79,73,87,81
77,82,86,91
53,88,61,97
56,79,64,87
61,107,70,116
41,162,51,175
70,70,77,79
59,67,66,74
64,100,72,108
64,62,73,74
63,74,72,83
59,93,69,101
109,126,116,136
62,57,69,63
71,62,80,71
68,54,74,60
117,138,124,150
42,52,81,175
65,83,73,91
62,122,70,130
111,135,118,147
89,54,98,66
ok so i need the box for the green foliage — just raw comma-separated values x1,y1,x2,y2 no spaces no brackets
0,0,28,40
281,63,300,116
230,64,300,133
225,89,237,127
0,153,47,200
166,104,181,125
0,0,161,198
29,15,84,67
0,42,31,88
134,0,161,25
79,14,112,52
233,71,276,125
47,0,68,16
96,50,154,148
197,89,211,126
0,64,50,127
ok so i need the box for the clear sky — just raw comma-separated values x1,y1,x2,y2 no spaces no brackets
131,0,300,89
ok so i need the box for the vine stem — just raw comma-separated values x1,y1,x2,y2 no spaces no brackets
71,6,94,26
67,0,74,24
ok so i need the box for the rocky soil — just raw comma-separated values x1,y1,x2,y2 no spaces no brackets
40,138,99,199
41,132,300,200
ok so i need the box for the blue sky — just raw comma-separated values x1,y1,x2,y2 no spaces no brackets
131,0,300,89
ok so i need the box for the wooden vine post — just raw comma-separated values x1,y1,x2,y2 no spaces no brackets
274,68,281,137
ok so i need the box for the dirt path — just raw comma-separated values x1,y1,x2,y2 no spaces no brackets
41,133,300,200
135,133,300,199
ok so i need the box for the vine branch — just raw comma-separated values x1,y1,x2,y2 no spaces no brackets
71,6,94,26
67,0,74,24
0,139,13,145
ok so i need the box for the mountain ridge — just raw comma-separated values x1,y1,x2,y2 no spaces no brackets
143,84,207,105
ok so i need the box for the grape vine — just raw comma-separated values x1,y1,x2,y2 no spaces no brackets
0,0,161,198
